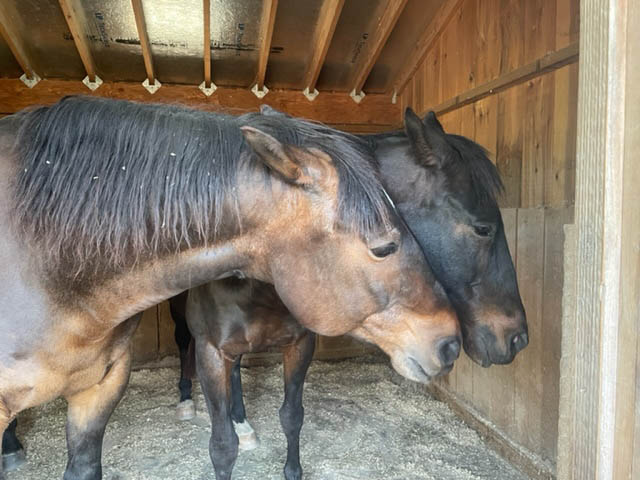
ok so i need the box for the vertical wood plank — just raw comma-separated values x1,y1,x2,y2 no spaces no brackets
457,0,477,94
541,206,574,462
439,12,459,101
521,76,553,207
423,37,442,108
132,306,159,364
548,63,578,206
524,0,556,64
514,207,545,453
496,83,524,207
158,300,179,357
499,0,525,75
473,95,498,161
474,0,501,85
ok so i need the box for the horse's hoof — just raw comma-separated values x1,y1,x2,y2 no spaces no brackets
176,399,196,421
2,449,26,472
233,420,259,451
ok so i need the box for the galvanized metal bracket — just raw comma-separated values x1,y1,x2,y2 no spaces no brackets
142,78,162,94
82,75,103,91
350,89,365,104
20,72,41,89
303,87,319,101
199,81,217,96
251,83,269,99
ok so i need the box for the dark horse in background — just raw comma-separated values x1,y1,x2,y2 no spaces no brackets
126,107,528,479
0,97,460,480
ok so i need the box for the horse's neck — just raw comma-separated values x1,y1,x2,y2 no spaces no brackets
81,235,267,327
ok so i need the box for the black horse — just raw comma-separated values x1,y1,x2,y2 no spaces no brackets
158,107,528,479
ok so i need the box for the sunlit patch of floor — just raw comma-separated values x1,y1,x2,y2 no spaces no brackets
8,357,529,480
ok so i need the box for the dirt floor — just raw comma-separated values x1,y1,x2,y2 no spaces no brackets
8,356,529,480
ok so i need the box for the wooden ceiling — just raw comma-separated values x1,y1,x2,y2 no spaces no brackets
0,0,455,104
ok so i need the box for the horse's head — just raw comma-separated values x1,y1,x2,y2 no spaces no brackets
239,118,460,383
373,108,527,367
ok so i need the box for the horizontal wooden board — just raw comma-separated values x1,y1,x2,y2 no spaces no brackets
0,78,400,126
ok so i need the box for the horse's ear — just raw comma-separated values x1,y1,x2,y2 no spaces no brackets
404,108,444,168
241,126,312,185
423,111,446,135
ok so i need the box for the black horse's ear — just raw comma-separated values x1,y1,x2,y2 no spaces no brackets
404,108,443,168
241,126,312,185
423,111,445,134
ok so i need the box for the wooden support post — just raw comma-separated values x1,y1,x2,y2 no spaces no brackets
349,0,407,102
253,0,278,97
131,0,160,93
0,2,39,86
302,0,345,100
57,0,101,89
560,0,640,478
131,0,155,84
203,0,211,87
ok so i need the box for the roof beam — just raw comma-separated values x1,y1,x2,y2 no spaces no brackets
253,0,278,96
58,0,100,88
349,0,408,102
390,0,464,96
203,0,212,87
0,77,401,127
131,0,157,87
0,2,39,86
302,0,345,100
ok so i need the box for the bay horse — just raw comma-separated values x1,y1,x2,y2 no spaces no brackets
142,107,528,479
0,97,460,480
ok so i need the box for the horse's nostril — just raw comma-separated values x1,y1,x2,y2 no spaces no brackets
437,337,461,367
511,332,529,354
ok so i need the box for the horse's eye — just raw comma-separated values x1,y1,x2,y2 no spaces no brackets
473,224,493,237
370,242,398,258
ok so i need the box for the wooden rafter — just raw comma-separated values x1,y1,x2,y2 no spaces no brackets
131,0,155,84
203,0,212,87
58,0,98,83
303,0,345,93
0,2,38,81
349,0,408,97
390,0,464,95
254,0,279,90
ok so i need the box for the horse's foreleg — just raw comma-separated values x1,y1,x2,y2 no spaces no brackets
230,355,259,451
63,350,131,480
170,293,196,421
0,406,9,480
280,332,315,480
195,340,238,480
2,418,25,472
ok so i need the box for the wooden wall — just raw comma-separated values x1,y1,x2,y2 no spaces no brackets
399,0,579,477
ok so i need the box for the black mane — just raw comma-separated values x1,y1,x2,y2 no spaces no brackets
10,96,390,277
367,129,504,207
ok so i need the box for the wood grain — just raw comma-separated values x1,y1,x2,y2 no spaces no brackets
0,78,400,126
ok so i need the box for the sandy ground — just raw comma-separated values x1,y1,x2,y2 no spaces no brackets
7,357,529,480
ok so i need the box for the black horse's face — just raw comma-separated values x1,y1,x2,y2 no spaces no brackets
376,109,528,367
